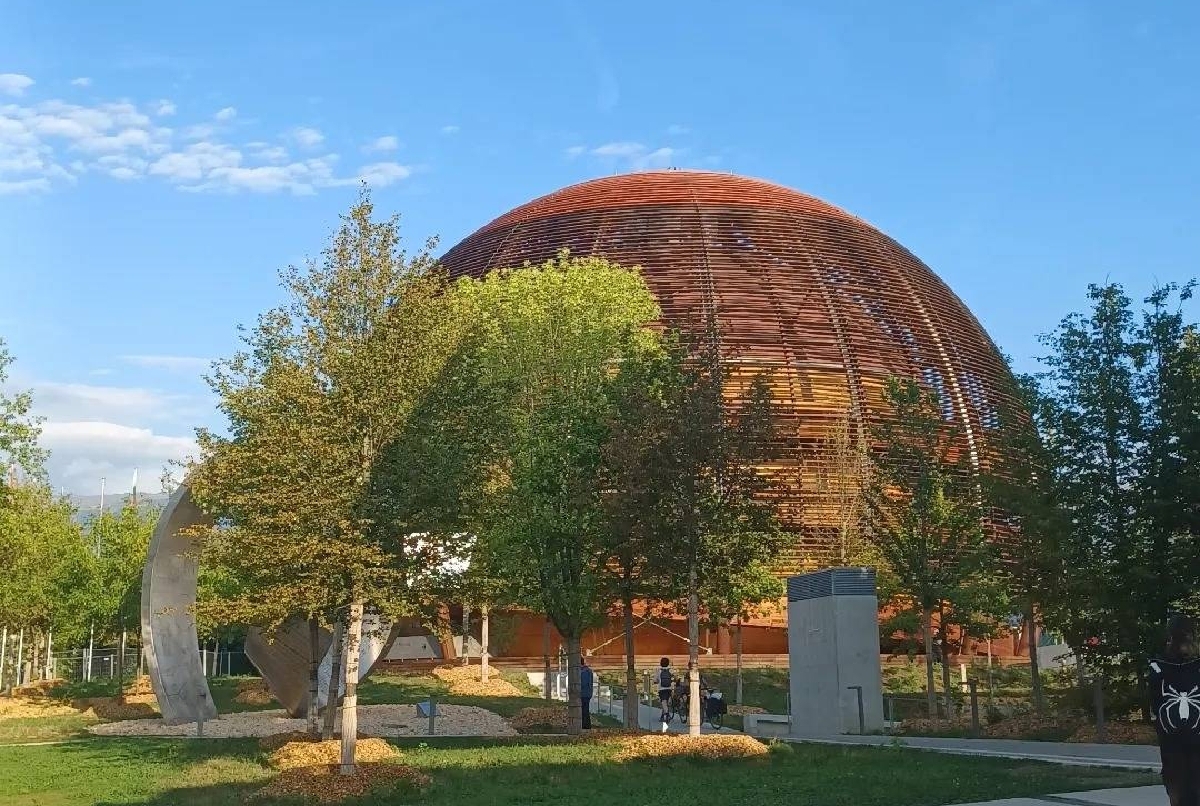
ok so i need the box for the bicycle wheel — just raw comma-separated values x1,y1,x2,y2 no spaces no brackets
708,712,723,730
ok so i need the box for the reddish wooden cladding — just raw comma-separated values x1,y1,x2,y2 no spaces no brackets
440,170,1021,575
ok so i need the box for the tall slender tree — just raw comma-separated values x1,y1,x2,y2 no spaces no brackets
865,376,997,718
189,189,464,772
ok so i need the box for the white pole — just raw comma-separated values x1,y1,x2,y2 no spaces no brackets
0,626,7,689
86,623,95,682
15,629,24,687
45,629,53,680
96,477,106,555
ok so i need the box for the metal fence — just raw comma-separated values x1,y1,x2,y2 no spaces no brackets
2,646,257,688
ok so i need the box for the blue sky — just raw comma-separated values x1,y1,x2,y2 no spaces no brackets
1,0,1197,493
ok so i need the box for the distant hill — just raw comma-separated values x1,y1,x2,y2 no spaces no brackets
68,492,171,523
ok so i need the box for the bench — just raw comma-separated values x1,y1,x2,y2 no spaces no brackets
743,713,790,738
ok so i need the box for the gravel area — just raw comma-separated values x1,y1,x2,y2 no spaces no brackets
89,704,518,739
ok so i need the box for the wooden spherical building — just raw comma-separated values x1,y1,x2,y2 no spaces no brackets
440,170,1018,576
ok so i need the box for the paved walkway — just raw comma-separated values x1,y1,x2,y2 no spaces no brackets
592,697,737,734
786,734,1161,770
947,786,1165,806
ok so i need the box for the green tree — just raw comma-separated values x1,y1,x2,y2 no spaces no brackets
865,376,997,718
0,339,46,496
82,505,158,690
596,341,685,726
657,337,785,736
699,560,783,705
0,484,90,680
1033,281,1200,679
189,189,462,770
984,370,1073,712
445,253,662,735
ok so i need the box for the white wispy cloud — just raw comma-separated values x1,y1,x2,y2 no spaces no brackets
121,354,211,373
441,125,460,135
291,126,324,148
7,376,211,492
577,141,677,169
591,141,645,158
0,79,415,195
351,162,411,187
70,77,92,88
365,135,399,153
0,74,34,97
40,421,198,494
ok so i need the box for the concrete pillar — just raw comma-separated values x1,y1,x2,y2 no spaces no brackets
787,567,883,736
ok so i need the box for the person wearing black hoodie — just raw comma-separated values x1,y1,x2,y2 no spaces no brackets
1151,614,1200,806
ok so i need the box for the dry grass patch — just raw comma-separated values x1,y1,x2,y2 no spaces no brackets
253,763,431,803
123,675,156,697
728,705,766,716
0,696,78,720
432,664,524,697
234,678,275,706
611,734,769,761
509,706,568,732
73,697,158,721
1067,721,1157,745
268,737,399,770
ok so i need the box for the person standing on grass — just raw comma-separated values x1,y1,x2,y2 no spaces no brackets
580,658,595,730
1150,614,1200,806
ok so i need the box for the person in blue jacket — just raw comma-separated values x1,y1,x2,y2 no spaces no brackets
580,658,595,730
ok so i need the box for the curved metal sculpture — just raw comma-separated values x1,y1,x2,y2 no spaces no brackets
141,480,400,722
140,483,217,725
440,170,1023,574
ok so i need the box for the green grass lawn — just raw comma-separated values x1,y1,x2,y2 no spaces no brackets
0,735,1160,806
0,713,100,744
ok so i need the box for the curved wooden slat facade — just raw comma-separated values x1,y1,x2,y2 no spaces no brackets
440,170,1019,576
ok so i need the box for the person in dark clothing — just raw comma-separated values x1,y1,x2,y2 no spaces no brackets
657,657,673,731
1152,615,1200,806
580,659,595,730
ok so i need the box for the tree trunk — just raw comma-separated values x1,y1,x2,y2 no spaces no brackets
44,628,53,680
307,616,321,736
115,626,126,702
688,565,701,736
1027,611,1045,714
339,601,364,776
565,635,583,736
735,616,744,706
322,620,346,740
542,618,552,701
461,603,470,666
436,604,457,661
30,631,41,688
622,592,638,729
16,628,24,687
481,606,491,683
939,605,952,719
923,607,936,718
